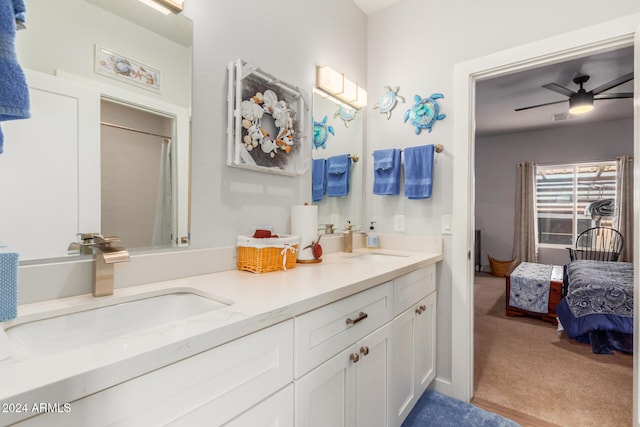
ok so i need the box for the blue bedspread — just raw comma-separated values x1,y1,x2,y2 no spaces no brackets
557,260,634,354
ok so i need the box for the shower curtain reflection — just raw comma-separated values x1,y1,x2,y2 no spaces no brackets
100,100,175,250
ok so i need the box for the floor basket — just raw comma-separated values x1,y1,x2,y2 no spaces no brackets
237,235,300,273
488,255,517,277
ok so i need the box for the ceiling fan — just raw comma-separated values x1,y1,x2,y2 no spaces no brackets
515,72,634,114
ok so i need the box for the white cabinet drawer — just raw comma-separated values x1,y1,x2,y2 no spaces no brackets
15,320,293,427
224,384,293,427
294,282,393,378
393,265,435,316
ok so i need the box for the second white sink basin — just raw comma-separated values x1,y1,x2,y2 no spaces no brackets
5,289,232,357
346,252,409,262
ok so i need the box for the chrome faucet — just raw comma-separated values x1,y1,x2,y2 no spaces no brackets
67,232,99,255
93,235,130,297
342,222,367,253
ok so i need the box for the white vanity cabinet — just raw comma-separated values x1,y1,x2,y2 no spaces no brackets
294,282,394,427
14,320,294,427
390,265,437,427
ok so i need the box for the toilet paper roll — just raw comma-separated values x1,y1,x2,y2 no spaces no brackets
291,205,318,261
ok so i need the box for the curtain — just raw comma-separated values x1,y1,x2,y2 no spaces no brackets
513,162,538,263
614,155,633,262
151,138,173,247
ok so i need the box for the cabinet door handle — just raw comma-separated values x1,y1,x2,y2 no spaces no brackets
420,304,427,311
350,353,360,363
360,346,369,356
346,311,368,325
415,307,423,315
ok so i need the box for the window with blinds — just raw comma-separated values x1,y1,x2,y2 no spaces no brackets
536,161,617,246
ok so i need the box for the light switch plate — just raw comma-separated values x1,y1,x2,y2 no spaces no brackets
394,214,405,232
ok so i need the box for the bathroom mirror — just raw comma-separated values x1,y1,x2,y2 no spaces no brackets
0,0,192,261
312,90,364,232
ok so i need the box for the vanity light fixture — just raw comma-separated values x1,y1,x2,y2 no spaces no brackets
137,0,184,15
316,66,367,110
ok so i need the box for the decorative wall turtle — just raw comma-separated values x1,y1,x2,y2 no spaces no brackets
334,105,357,127
374,86,404,119
313,116,335,149
403,93,446,134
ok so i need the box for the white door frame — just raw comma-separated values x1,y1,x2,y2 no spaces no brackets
450,13,640,425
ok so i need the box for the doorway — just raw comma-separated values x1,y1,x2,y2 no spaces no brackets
450,14,640,424
471,46,634,425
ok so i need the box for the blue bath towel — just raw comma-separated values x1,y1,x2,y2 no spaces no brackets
404,144,434,199
326,154,351,197
0,0,30,154
0,249,18,322
312,158,326,202
373,148,401,195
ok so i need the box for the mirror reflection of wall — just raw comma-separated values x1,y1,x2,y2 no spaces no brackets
2,0,192,262
312,90,364,232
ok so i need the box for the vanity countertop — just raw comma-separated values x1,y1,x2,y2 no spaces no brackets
0,248,442,420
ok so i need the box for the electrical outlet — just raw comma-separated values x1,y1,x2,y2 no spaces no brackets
394,214,405,232
441,214,452,235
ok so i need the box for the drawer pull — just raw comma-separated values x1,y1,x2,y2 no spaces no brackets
350,353,360,363
346,311,368,325
360,346,369,356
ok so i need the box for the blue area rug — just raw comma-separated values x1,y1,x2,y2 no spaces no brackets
402,390,521,427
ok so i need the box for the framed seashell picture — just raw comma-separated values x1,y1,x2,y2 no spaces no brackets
227,59,310,176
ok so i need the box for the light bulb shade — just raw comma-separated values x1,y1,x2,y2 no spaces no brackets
316,66,367,110
137,0,183,14
569,91,594,115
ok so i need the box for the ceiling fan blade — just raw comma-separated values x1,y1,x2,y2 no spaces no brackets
514,99,567,112
594,92,634,100
591,72,633,95
542,83,576,97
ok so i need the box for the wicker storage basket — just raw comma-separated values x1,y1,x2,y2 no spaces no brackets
237,234,300,273
488,255,518,277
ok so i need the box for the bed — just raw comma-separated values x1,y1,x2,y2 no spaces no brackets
555,260,634,354
506,262,564,325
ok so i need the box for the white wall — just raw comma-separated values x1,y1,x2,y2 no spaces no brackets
184,0,367,246
476,118,634,268
365,0,640,390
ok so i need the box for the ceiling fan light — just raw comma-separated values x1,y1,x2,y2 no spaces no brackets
569,92,594,115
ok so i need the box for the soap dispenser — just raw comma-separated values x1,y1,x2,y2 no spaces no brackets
367,222,379,249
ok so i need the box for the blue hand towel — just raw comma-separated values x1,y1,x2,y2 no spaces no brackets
312,158,326,202
373,148,401,195
0,0,30,154
326,154,351,197
404,144,434,199
0,249,18,322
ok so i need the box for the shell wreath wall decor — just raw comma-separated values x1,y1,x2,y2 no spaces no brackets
227,58,310,176
404,93,446,134
373,86,405,119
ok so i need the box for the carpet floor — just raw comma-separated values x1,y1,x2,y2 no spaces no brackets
402,390,520,427
473,272,633,427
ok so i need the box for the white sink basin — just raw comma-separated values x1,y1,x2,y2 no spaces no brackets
346,252,409,262
5,289,232,356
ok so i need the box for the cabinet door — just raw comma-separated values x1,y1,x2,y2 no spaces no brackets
355,322,393,427
415,292,437,397
391,292,437,427
224,384,293,427
295,346,356,427
391,301,419,426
